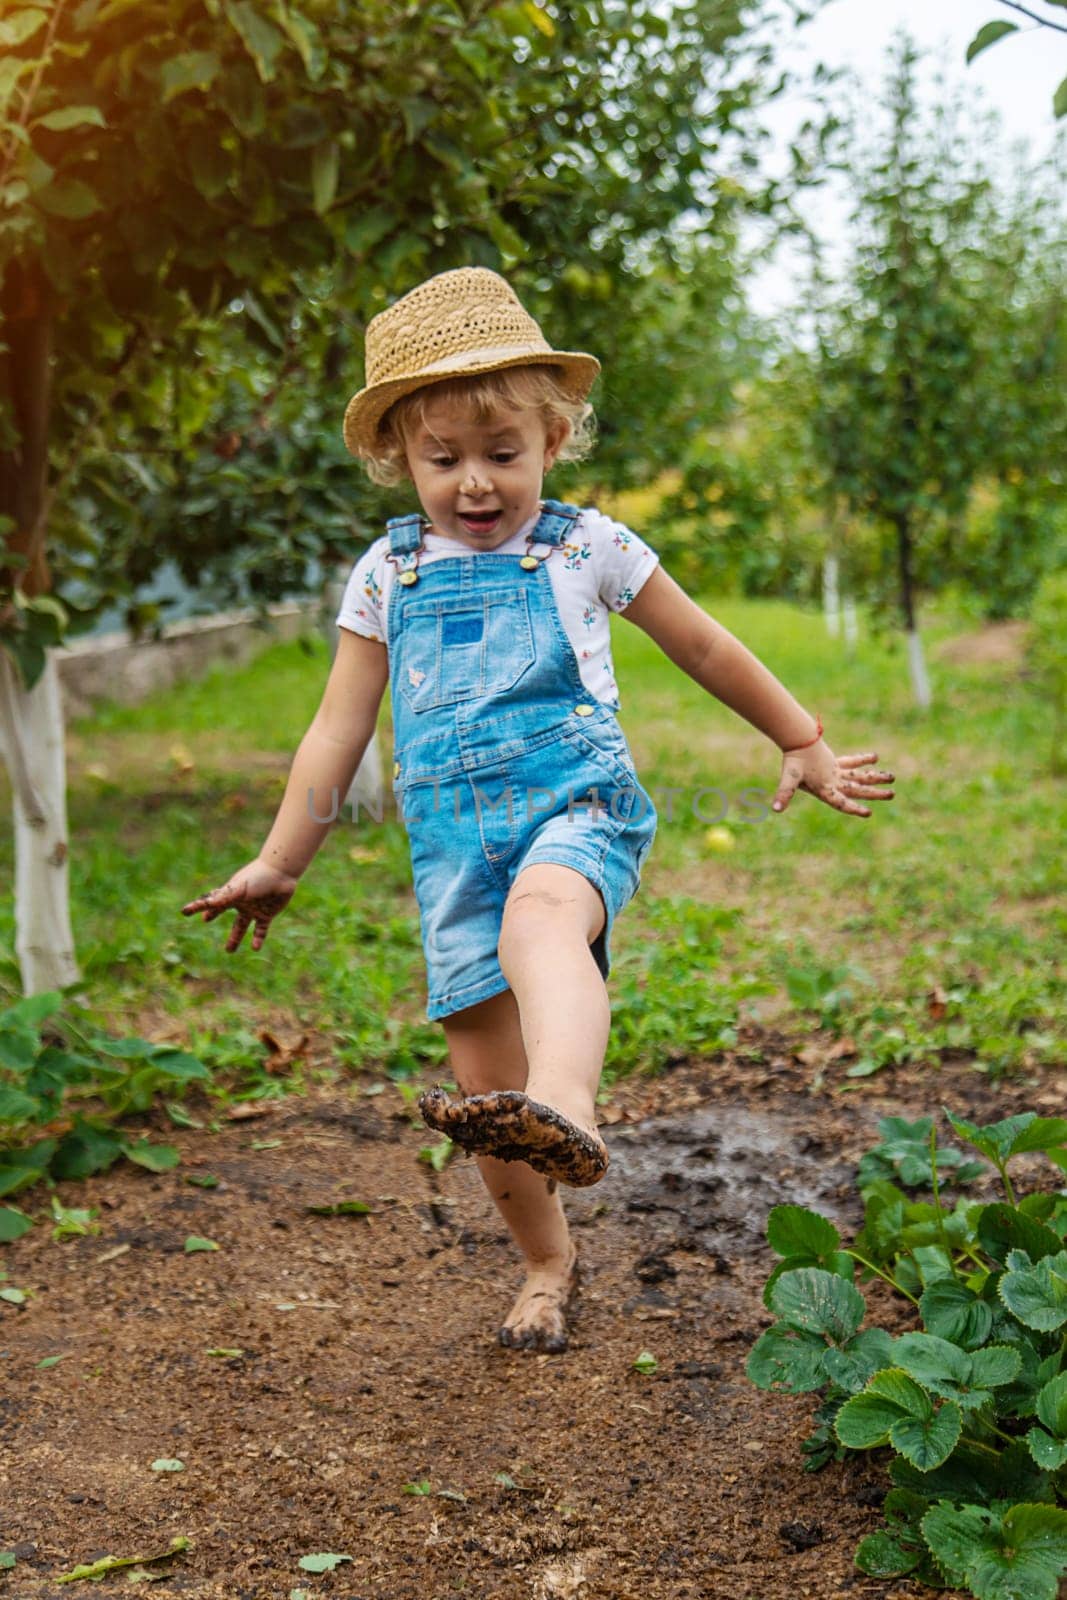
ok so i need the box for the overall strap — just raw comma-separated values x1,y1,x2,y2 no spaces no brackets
530,499,582,548
386,513,426,556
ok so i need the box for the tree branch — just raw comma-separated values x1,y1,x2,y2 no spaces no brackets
994,0,1067,34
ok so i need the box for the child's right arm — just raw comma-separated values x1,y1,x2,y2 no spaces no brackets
181,629,389,952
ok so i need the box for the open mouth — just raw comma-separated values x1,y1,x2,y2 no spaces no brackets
458,509,503,534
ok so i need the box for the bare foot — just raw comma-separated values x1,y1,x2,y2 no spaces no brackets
498,1248,580,1353
418,1088,609,1188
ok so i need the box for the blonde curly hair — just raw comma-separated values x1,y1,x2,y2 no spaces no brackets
359,365,596,487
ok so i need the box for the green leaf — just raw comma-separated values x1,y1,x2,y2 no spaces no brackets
768,1267,865,1342
297,1554,352,1573
0,1287,26,1305
120,1142,180,1173
854,1529,924,1578
521,1,555,36
184,1236,219,1253
32,105,107,132
978,1203,1064,1266
1027,1427,1067,1471
746,1326,828,1393
311,141,339,215
56,1538,190,1583
922,1502,1067,1600
160,51,221,103
0,1138,58,1196
893,1332,969,1387
418,1139,454,1173
966,20,1019,64
0,1088,43,1123
835,1388,905,1448
51,1122,124,1181
999,1249,1067,1332
0,8,48,47
632,1349,658,1375
226,2,286,83
920,1280,994,1349
766,1204,841,1259
0,1207,32,1241
890,1401,962,1471
1055,74,1067,119
822,1328,896,1394
37,1354,67,1368
0,1550,15,1568
836,1367,961,1468
150,1459,184,1472
305,1200,372,1217
1035,1371,1067,1439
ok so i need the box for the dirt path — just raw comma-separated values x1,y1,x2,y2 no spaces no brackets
1,1045,1059,1600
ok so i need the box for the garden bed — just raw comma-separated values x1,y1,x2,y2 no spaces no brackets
1,1037,1060,1599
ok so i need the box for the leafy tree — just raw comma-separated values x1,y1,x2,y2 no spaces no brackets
801,39,1040,706
0,0,804,991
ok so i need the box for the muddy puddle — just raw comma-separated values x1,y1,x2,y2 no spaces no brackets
572,1104,858,1259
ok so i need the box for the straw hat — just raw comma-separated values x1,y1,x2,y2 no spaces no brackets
342,267,600,458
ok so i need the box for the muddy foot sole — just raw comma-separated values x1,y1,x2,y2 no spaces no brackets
418,1088,608,1188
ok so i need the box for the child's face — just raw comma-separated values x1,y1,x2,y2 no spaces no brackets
404,396,568,551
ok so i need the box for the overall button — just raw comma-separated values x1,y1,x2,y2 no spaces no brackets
519,554,540,570
574,704,594,717
393,761,401,778
398,570,418,586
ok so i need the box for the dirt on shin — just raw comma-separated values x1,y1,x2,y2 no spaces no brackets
0,1037,1060,1599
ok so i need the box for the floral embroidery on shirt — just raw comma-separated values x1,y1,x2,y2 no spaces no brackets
612,528,633,550
580,648,592,659
363,570,381,604
581,604,599,630
562,540,592,571
615,585,636,610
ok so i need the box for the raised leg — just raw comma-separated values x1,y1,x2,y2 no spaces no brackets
421,863,611,1185
442,988,578,1351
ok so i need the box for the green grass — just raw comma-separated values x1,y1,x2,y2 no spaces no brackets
0,597,1063,1086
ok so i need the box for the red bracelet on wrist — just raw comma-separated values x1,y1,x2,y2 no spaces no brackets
785,713,823,751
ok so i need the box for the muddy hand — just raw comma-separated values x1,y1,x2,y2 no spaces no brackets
181,861,296,953
772,742,895,819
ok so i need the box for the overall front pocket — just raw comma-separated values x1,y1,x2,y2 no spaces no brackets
397,589,535,713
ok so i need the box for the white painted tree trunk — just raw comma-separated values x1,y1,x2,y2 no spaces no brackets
0,650,79,993
843,597,859,653
822,555,841,637
906,626,932,710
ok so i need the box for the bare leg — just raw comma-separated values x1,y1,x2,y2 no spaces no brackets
497,862,610,1154
423,865,612,1184
443,988,579,1351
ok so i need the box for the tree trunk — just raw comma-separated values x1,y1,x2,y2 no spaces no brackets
1,262,78,990
822,554,841,637
0,650,79,992
894,509,932,709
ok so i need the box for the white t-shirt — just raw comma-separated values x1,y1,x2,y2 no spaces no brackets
335,505,659,709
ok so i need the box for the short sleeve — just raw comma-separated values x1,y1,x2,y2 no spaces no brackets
584,509,660,613
336,538,387,642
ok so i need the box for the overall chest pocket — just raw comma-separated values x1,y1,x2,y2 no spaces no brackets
397,589,536,712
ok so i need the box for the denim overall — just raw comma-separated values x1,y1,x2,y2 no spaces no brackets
385,499,657,1020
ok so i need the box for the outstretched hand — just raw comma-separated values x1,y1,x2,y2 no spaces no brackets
181,860,297,953
772,741,894,818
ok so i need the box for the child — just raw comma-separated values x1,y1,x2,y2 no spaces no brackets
183,267,894,1353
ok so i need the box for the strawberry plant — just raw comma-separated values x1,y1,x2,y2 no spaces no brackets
748,1109,1067,1597
0,992,209,1235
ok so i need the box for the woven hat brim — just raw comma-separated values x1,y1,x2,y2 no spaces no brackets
342,347,600,458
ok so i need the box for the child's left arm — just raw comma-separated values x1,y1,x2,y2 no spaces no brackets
622,567,894,818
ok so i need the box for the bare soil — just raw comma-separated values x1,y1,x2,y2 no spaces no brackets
1,1037,1061,1600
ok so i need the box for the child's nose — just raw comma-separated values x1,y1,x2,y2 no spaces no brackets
460,465,492,495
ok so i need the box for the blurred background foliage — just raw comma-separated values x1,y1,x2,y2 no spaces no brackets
0,1,1063,656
